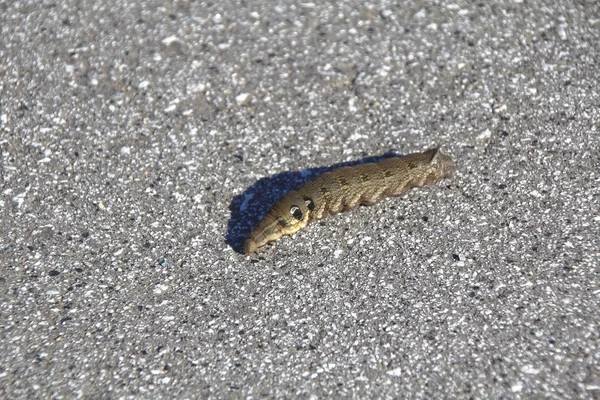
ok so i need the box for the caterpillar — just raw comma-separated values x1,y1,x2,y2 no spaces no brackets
243,147,455,254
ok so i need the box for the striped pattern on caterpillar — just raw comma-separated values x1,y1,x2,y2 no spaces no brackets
244,147,455,254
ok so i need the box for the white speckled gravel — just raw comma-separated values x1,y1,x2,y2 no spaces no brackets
1,0,599,398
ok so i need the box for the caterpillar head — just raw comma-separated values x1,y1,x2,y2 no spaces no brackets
244,190,311,254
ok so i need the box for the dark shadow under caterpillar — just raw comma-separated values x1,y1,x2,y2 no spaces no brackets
227,148,454,255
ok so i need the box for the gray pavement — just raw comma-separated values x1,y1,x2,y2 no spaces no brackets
1,0,599,398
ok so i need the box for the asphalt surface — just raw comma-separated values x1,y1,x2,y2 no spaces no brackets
1,0,599,398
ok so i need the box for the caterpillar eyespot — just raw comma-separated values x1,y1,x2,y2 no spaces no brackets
243,147,455,254
290,206,303,220
304,197,315,211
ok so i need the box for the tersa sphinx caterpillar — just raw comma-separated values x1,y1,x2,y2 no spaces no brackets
244,147,455,254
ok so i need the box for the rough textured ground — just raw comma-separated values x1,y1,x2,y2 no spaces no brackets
1,0,599,398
